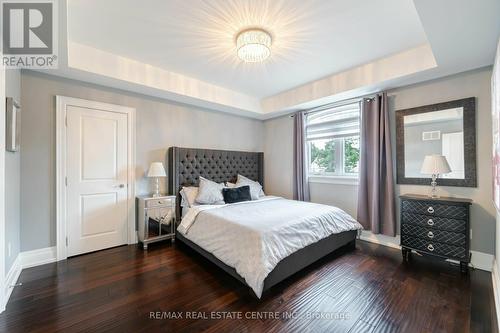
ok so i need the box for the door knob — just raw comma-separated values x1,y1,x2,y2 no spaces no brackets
114,184,125,188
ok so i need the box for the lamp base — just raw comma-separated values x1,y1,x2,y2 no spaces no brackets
429,174,439,199
152,177,161,198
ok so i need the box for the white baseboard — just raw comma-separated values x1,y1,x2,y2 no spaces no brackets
470,251,494,272
2,246,57,310
19,246,57,269
492,260,500,332
3,255,21,309
359,230,494,272
359,230,400,250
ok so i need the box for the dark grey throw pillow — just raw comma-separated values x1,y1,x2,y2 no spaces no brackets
222,185,252,204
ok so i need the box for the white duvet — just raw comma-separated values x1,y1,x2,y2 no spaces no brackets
177,196,363,298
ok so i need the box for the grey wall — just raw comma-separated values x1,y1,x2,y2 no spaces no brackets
5,69,21,273
17,67,497,255
20,71,264,252
264,67,496,254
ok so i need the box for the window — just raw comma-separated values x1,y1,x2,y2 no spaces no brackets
306,101,361,177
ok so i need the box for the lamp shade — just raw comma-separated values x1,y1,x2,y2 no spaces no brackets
147,162,166,178
420,155,452,175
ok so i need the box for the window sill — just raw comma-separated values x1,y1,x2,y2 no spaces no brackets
308,175,359,186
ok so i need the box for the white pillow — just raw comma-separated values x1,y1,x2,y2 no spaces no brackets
225,182,237,188
196,177,225,204
180,186,199,208
236,175,265,200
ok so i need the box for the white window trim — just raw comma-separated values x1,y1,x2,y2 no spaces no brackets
306,100,361,179
308,175,359,186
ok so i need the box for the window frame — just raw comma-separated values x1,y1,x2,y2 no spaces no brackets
305,100,362,185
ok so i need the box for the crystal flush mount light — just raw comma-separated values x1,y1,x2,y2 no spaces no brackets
236,28,272,63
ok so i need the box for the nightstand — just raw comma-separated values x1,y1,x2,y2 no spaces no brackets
400,194,472,272
136,195,176,249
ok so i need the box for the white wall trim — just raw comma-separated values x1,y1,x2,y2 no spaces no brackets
3,255,21,310
2,247,57,309
359,230,401,250
359,230,494,272
308,175,359,186
492,260,500,331
19,247,57,269
469,251,494,272
56,96,136,261
0,54,6,313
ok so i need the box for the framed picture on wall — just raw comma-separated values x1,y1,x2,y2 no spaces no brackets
492,39,500,211
6,97,21,152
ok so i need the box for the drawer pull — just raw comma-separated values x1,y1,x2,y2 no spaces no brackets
427,231,434,239
427,207,434,214
427,219,434,226
427,244,435,252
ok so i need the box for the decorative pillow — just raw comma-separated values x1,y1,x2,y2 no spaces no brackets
236,174,265,200
195,177,225,204
225,182,237,188
222,185,252,204
180,186,199,207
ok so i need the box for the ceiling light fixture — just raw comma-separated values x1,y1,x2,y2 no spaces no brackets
236,28,272,63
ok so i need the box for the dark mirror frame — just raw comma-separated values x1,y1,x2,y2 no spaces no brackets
396,97,477,187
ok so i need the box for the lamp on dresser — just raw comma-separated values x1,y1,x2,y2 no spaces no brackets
400,194,472,273
420,154,451,198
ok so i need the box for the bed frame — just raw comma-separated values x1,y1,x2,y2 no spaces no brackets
168,146,357,296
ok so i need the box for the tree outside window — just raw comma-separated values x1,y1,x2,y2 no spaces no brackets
306,101,361,177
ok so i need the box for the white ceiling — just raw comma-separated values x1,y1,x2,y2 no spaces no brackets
67,0,428,99
41,0,500,118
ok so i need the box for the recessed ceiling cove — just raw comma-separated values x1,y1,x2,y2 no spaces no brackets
67,0,427,98
58,0,499,117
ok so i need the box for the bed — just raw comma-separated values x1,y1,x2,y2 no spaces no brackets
168,147,362,297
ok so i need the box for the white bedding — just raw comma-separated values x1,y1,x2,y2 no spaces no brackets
177,196,363,298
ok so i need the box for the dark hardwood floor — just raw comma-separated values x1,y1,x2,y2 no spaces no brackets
0,239,495,333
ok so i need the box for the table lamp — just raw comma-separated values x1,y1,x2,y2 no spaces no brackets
420,154,451,198
147,162,166,197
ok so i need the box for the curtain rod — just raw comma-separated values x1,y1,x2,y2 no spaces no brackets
289,91,381,118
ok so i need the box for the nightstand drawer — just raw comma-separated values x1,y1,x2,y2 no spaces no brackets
401,212,467,233
401,200,467,219
401,235,467,260
146,198,174,208
401,223,466,247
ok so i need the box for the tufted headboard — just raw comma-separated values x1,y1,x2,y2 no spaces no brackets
168,147,264,221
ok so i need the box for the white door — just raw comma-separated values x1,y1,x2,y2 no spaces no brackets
442,132,465,179
66,105,129,256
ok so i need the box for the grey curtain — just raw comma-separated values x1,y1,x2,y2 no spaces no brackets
357,93,396,236
293,111,310,201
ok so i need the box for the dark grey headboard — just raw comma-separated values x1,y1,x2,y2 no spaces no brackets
168,147,264,221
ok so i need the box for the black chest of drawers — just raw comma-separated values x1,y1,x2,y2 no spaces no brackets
400,194,472,272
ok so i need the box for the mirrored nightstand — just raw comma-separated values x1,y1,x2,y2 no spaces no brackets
136,195,176,249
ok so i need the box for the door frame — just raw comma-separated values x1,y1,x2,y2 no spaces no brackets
56,96,136,261
0,56,6,312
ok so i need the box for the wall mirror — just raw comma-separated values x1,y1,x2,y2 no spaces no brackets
396,97,476,187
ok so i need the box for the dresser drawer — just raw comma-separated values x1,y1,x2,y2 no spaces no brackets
401,212,467,233
401,223,466,247
401,200,467,219
401,235,467,260
146,198,174,208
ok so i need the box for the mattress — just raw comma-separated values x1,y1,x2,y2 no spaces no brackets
177,197,362,298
